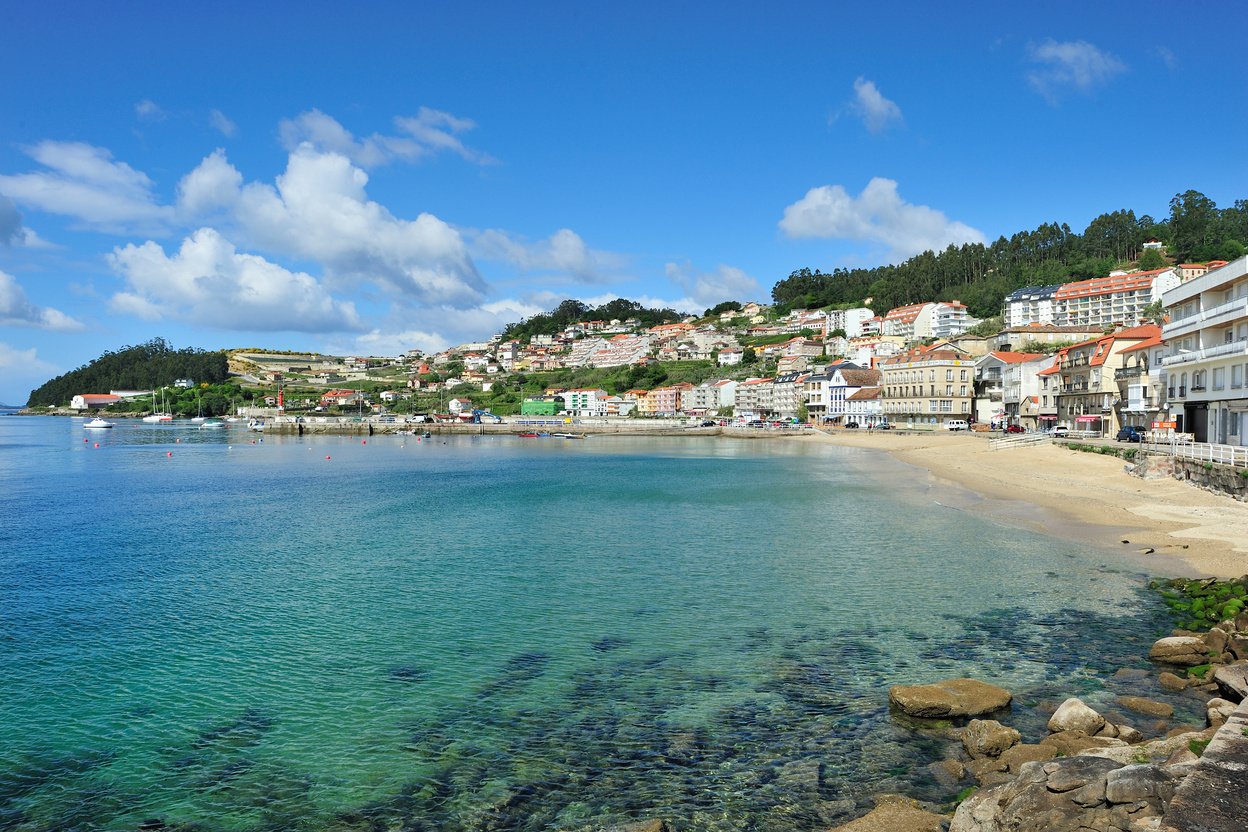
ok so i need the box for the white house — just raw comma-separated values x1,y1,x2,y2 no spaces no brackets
447,398,473,415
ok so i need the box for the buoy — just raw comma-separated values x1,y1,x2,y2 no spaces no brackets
93,443,99,448
362,439,367,445
167,451,173,457
176,438,181,443
84,438,88,443
325,455,331,460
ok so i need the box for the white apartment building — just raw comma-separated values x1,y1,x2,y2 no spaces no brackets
1001,353,1055,430
824,307,875,338
1053,268,1180,329
1160,255,1248,444
562,388,610,416
881,301,976,340
1002,285,1062,327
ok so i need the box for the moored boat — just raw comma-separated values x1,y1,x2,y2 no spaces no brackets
84,417,114,429
550,432,585,439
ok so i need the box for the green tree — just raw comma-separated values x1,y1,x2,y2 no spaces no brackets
1137,248,1167,271
1169,190,1219,262
742,347,758,364
1140,299,1165,326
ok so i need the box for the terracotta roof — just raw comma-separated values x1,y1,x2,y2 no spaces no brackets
1054,269,1171,300
989,351,1046,364
846,387,881,401
839,369,882,386
1118,335,1163,354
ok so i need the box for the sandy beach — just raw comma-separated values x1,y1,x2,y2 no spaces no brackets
804,430,1248,578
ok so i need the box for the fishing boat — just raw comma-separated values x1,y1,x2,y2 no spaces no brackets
517,432,540,438
83,417,114,429
550,432,585,439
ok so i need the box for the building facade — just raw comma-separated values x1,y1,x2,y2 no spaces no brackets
1160,255,1248,443
879,345,977,425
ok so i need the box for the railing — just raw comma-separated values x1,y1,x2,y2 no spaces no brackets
1114,366,1144,380
1143,438,1248,469
989,433,1051,450
1163,340,1248,367
1162,297,1248,339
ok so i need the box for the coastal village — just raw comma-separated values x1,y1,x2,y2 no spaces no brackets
74,254,1248,451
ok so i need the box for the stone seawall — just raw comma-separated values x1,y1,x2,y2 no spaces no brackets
1131,453,1248,502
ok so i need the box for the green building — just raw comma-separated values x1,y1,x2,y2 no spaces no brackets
520,396,564,416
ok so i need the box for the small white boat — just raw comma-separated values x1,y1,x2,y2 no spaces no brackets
142,413,173,423
84,418,114,429
199,420,225,429
550,432,585,439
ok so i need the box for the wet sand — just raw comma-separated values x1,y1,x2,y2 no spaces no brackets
801,430,1248,578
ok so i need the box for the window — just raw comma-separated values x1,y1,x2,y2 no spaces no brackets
940,400,953,412
960,385,967,397
946,369,954,381
929,400,938,413
1213,368,1225,390
960,369,968,381
1235,365,1245,389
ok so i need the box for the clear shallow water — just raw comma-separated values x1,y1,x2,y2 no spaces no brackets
0,417,1186,831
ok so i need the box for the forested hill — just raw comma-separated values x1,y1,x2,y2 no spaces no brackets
771,190,1248,318
501,298,683,341
27,339,229,407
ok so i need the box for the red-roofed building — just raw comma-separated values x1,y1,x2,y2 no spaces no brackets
973,352,1047,425
881,301,979,340
879,344,976,425
1051,325,1160,435
1053,268,1179,329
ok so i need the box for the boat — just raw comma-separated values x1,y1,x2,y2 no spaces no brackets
248,419,265,432
550,432,585,439
142,388,173,422
84,417,114,429
517,432,540,438
198,420,225,429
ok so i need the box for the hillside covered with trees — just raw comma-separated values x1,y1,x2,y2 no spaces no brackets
771,190,1248,318
27,339,229,407
501,298,683,342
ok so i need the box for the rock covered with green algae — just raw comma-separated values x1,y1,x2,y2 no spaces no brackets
888,679,1013,719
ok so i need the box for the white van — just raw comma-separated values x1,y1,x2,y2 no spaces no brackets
944,420,969,432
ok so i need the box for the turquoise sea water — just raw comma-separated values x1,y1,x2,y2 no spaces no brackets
0,417,1191,831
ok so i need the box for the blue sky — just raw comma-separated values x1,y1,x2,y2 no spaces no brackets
1,1,1246,404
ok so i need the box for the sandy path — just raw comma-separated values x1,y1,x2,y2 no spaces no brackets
797,430,1248,578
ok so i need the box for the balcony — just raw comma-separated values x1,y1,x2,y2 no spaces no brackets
1162,296,1248,340
1114,366,1145,381
1162,340,1248,368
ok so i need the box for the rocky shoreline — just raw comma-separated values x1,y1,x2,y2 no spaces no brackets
837,578,1248,832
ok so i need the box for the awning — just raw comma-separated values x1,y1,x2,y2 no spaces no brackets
1074,415,1102,423
1039,415,1058,421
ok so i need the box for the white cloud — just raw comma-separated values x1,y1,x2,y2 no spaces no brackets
472,227,622,283
1156,47,1178,71
0,141,172,232
779,177,985,261
1026,39,1126,102
327,296,547,357
174,145,487,306
0,193,29,245
135,99,166,121
278,107,494,168
0,341,55,374
664,261,760,307
0,269,84,331
209,109,238,138
850,77,903,134
108,227,362,332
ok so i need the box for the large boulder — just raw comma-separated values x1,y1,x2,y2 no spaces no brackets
888,679,1012,718
950,757,1171,832
1213,663,1248,701
1047,697,1105,734
1115,695,1175,719
962,719,1021,759
1148,636,1210,667
1040,730,1126,756
828,794,944,832
998,742,1057,773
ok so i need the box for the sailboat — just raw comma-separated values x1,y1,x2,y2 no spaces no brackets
142,388,173,423
191,396,206,423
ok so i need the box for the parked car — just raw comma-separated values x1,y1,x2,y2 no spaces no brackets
944,420,969,431
1004,424,1025,434
1116,425,1146,442
1052,425,1069,437
844,421,859,429
877,422,893,430
699,420,716,427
